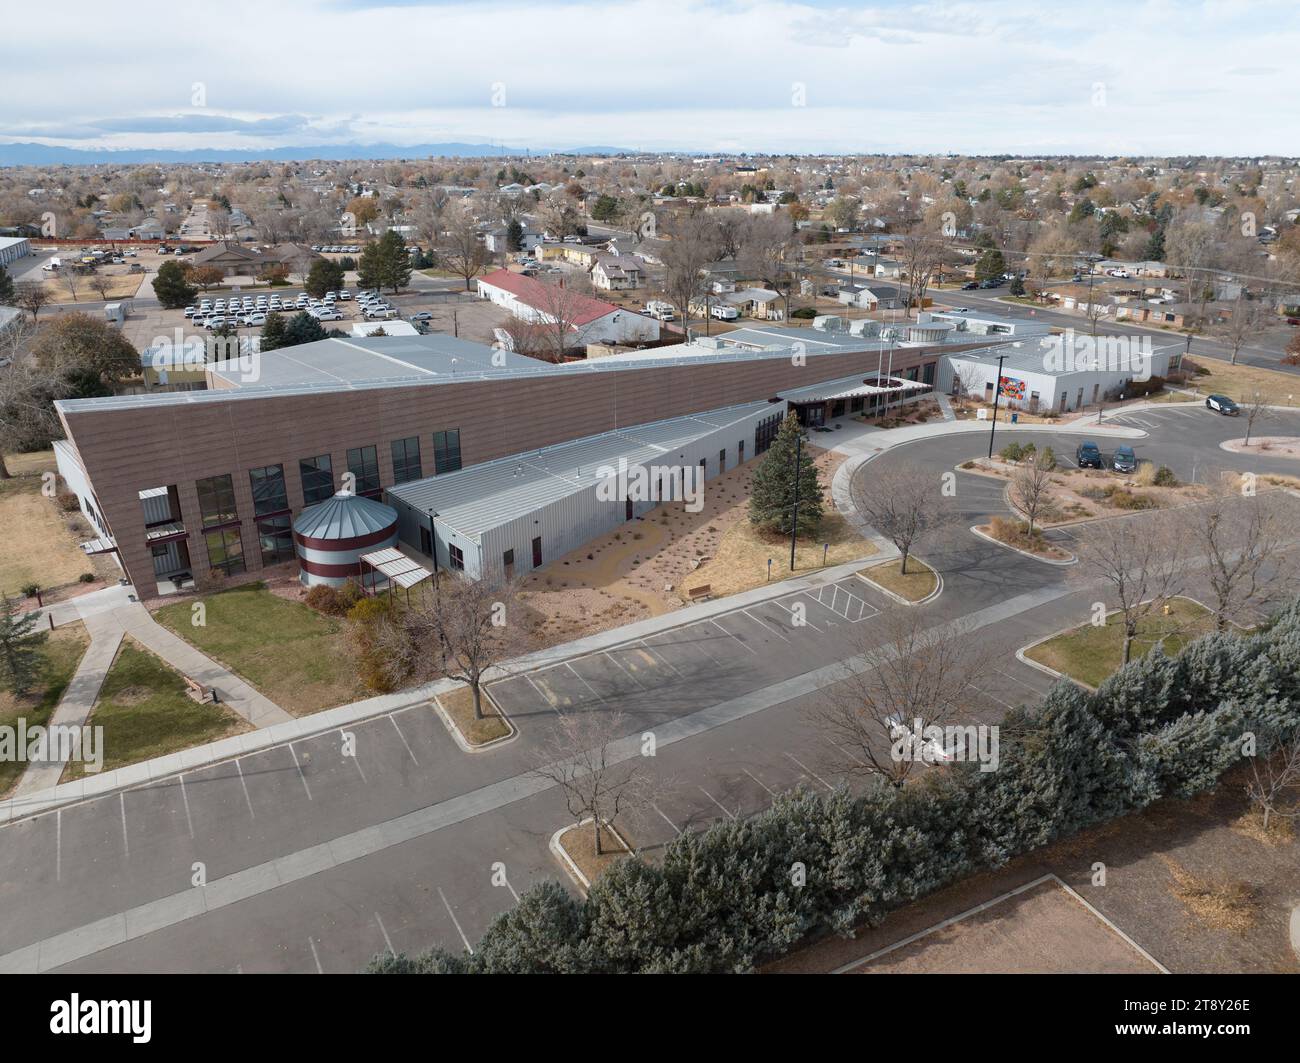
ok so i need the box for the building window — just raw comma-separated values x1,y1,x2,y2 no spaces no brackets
249,464,289,516
390,437,423,484
719,448,726,470
347,445,381,497
195,474,238,528
755,412,782,455
449,543,464,571
503,548,515,579
256,514,294,566
433,429,462,475
922,362,935,386
204,526,246,576
300,455,334,505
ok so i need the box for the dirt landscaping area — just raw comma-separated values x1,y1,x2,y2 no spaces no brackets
518,446,875,647
771,762,1300,974
435,683,512,747
848,877,1161,974
555,819,635,889
1,450,120,600
857,557,937,602
1221,435,1300,459
962,452,1210,526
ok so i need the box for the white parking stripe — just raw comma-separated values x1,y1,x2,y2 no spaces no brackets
637,642,684,678
742,768,775,797
341,729,367,783
235,758,256,819
698,785,737,820
308,936,324,974
525,673,560,710
710,618,757,654
743,609,791,641
439,887,474,954
602,650,648,687
55,810,61,882
390,715,418,765
565,661,607,702
650,801,682,835
289,744,313,801
784,752,835,791
178,774,195,838
375,912,395,956
119,793,129,858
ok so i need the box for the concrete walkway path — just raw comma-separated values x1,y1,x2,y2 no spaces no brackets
11,591,292,797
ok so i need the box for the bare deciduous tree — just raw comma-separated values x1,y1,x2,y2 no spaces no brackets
812,608,996,787
1009,448,1056,535
660,209,720,335
1213,293,1267,366
1183,488,1294,632
438,204,489,291
528,710,664,855
382,575,530,719
1240,390,1272,448
1245,729,1300,833
1075,508,1186,665
849,462,955,574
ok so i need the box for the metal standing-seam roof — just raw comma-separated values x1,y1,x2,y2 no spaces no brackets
293,490,398,541
387,400,776,542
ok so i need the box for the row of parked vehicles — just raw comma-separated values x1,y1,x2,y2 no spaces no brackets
310,244,363,254
1075,441,1139,474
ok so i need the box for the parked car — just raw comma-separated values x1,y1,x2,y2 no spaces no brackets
961,281,979,290
1076,441,1103,469
410,311,433,321
314,310,343,322
978,278,1001,289
1112,445,1138,474
1206,394,1240,416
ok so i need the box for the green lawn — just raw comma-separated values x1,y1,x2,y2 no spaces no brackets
63,639,248,780
153,582,365,714
0,624,89,796
1025,597,1218,688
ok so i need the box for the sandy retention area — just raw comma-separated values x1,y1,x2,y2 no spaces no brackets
1221,436,1300,458
963,456,1210,525
854,878,1160,974
518,447,859,647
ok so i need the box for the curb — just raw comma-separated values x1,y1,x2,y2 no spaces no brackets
549,817,633,894
432,686,518,753
969,524,1076,566
855,558,943,607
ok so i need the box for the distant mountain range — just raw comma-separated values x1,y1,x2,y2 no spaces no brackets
0,141,633,167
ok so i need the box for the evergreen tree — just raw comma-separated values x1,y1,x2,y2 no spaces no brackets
259,311,287,352
151,260,197,308
282,310,328,347
504,218,524,252
304,258,345,298
590,194,619,222
748,413,824,536
1008,274,1025,296
357,231,411,293
974,248,1006,283
0,593,46,698
0,264,14,304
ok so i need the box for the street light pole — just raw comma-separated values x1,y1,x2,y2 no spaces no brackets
987,353,1007,459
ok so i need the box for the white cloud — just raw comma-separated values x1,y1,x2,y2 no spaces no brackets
0,0,1296,155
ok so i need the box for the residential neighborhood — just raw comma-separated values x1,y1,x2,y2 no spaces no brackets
0,0,1297,1033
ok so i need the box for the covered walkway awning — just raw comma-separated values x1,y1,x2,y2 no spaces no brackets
359,547,433,594
79,536,117,556
781,375,932,404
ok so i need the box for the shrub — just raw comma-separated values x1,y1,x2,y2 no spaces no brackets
304,584,344,615
1106,486,1156,510
1152,465,1178,487
999,442,1025,462
56,491,81,513
20,582,40,598
790,306,817,319
78,572,96,583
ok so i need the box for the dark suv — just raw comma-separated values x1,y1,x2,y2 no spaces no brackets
1076,441,1103,469
1112,445,1137,474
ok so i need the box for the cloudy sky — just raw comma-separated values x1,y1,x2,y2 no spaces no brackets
2,0,1296,156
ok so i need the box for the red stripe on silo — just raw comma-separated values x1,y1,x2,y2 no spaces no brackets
298,558,368,577
294,523,397,551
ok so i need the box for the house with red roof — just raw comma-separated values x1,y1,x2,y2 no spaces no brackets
476,268,661,349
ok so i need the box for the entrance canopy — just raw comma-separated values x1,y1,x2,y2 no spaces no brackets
359,547,433,592
780,374,931,404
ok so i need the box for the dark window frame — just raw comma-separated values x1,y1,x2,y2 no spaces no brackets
196,473,238,529
390,436,423,485
346,444,382,498
299,454,334,505
433,429,462,475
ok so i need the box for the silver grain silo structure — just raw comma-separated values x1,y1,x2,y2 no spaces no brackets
293,489,399,588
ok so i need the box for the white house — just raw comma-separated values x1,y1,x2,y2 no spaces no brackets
590,254,644,291
477,269,661,347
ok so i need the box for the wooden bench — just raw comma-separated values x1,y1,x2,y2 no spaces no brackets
184,677,217,704
687,584,712,601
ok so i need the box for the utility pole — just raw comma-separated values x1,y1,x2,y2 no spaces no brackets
987,353,1007,459
789,429,802,571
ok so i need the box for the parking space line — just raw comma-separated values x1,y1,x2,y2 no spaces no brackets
390,715,418,765
55,810,61,882
235,759,256,819
767,598,824,632
565,661,607,702
968,682,1016,711
638,641,684,678
711,618,757,654
997,667,1051,696
342,729,368,783
308,936,324,974
742,768,775,797
119,793,129,857
289,744,314,801
742,608,791,641
698,785,737,820
831,741,868,768
651,801,682,835
375,912,395,956
673,626,726,665
439,887,474,954
784,752,834,791
500,875,521,904
602,650,649,688
525,673,561,711
178,774,195,838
